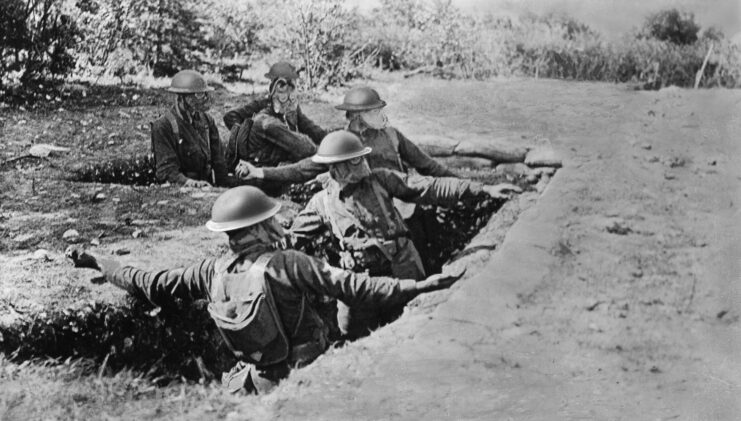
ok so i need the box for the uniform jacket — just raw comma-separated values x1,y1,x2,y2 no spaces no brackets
99,245,415,362
245,107,327,167
150,106,229,186
291,168,482,251
223,97,271,130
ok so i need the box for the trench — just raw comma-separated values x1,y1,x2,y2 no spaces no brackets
3,157,552,386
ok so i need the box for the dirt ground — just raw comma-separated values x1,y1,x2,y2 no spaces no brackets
1,76,740,420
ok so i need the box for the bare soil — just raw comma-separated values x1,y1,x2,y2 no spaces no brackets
1,76,739,420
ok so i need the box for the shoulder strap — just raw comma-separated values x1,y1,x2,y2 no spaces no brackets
370,178,396,227
249,252,275,279
384,127,405,172
321,190,346,251
165,110,179,140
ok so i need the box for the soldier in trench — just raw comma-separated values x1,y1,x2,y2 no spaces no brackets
66,185,464,394
288,130,516,339
150,70,232,187
237,86,521,272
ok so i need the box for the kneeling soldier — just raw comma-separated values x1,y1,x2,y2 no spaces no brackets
66,186,463,394
290,131,506,338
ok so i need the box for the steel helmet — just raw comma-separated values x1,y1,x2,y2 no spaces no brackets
265,61,300,81
335,87,386,111
206,186,281,232
167,70,214,94
312,130,372,164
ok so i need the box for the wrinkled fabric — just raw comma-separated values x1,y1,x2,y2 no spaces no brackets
261,126,458,183
245,107,327,167
150,106,230,186
223,97,271,130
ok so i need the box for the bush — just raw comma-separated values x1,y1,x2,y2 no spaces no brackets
73,0,205,79
641,9,700,45
0,0,79,90
252,0,363,89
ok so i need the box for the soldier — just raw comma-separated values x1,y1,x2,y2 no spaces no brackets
235,86,457,184
66,186,463,394
150,70,230,187
289,131,509,338
223,61,327,172
237,87,520,272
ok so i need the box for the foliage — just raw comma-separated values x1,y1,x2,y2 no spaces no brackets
640,8,700,45
252,0,363,89
0,0,79,91
71,0,204,79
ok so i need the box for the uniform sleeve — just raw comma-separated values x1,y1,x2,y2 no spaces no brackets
261,157,327,183
396,129,459,177
376,169,483,207
261,119,318,161
100,258,217,307
269,250,417,308
207,116,231,186
296,106,327,144
289,194,327,243
151,119,189,185
223,98,268,130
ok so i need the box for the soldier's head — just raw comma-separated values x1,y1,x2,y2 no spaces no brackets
313,130,372,186
168,70,213,113
336,87,388,131
206,186,284,251
266,61,300,116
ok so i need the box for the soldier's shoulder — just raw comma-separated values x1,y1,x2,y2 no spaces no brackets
271,249,314,266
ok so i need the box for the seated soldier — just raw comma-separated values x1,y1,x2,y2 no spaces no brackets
150,70,231,187
66,186,464,394
289,131,507,339
223,61,327,172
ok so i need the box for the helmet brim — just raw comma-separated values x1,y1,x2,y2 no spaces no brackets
311,146,372,164
205,202,282,232
167,86,215,94
334,100,386,111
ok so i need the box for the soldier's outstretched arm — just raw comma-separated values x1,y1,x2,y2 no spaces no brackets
268,250,465,308
238,157,326,183
66,247,216,307
396,129,459,178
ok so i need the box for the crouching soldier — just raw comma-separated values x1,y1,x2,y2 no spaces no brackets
224,62,327,172
150,70,231,187
66,186,463,394
289,131,507,338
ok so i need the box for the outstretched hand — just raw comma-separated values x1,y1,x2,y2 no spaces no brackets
235,160,264,180
483,183,522,199
65,246,100,271
418,267,467,293
184,178,212,188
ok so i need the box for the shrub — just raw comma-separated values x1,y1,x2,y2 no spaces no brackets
641,9,700,45
0,0,79,89
73,0,205,79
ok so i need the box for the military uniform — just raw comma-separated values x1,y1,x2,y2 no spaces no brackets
97,243,416,393
291,168,484,338
244,107,327,167
150,105,230,186
223,97,271,130
260,126,458,183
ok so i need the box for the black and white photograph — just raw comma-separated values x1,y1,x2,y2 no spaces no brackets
1,0,739,419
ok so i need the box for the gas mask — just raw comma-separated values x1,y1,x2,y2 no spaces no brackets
271,78,299,116
228,218,286,252
329,158,371,186
181,92,211,114
358,108,388,130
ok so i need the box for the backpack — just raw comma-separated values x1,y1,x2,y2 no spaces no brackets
207,252,290,366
